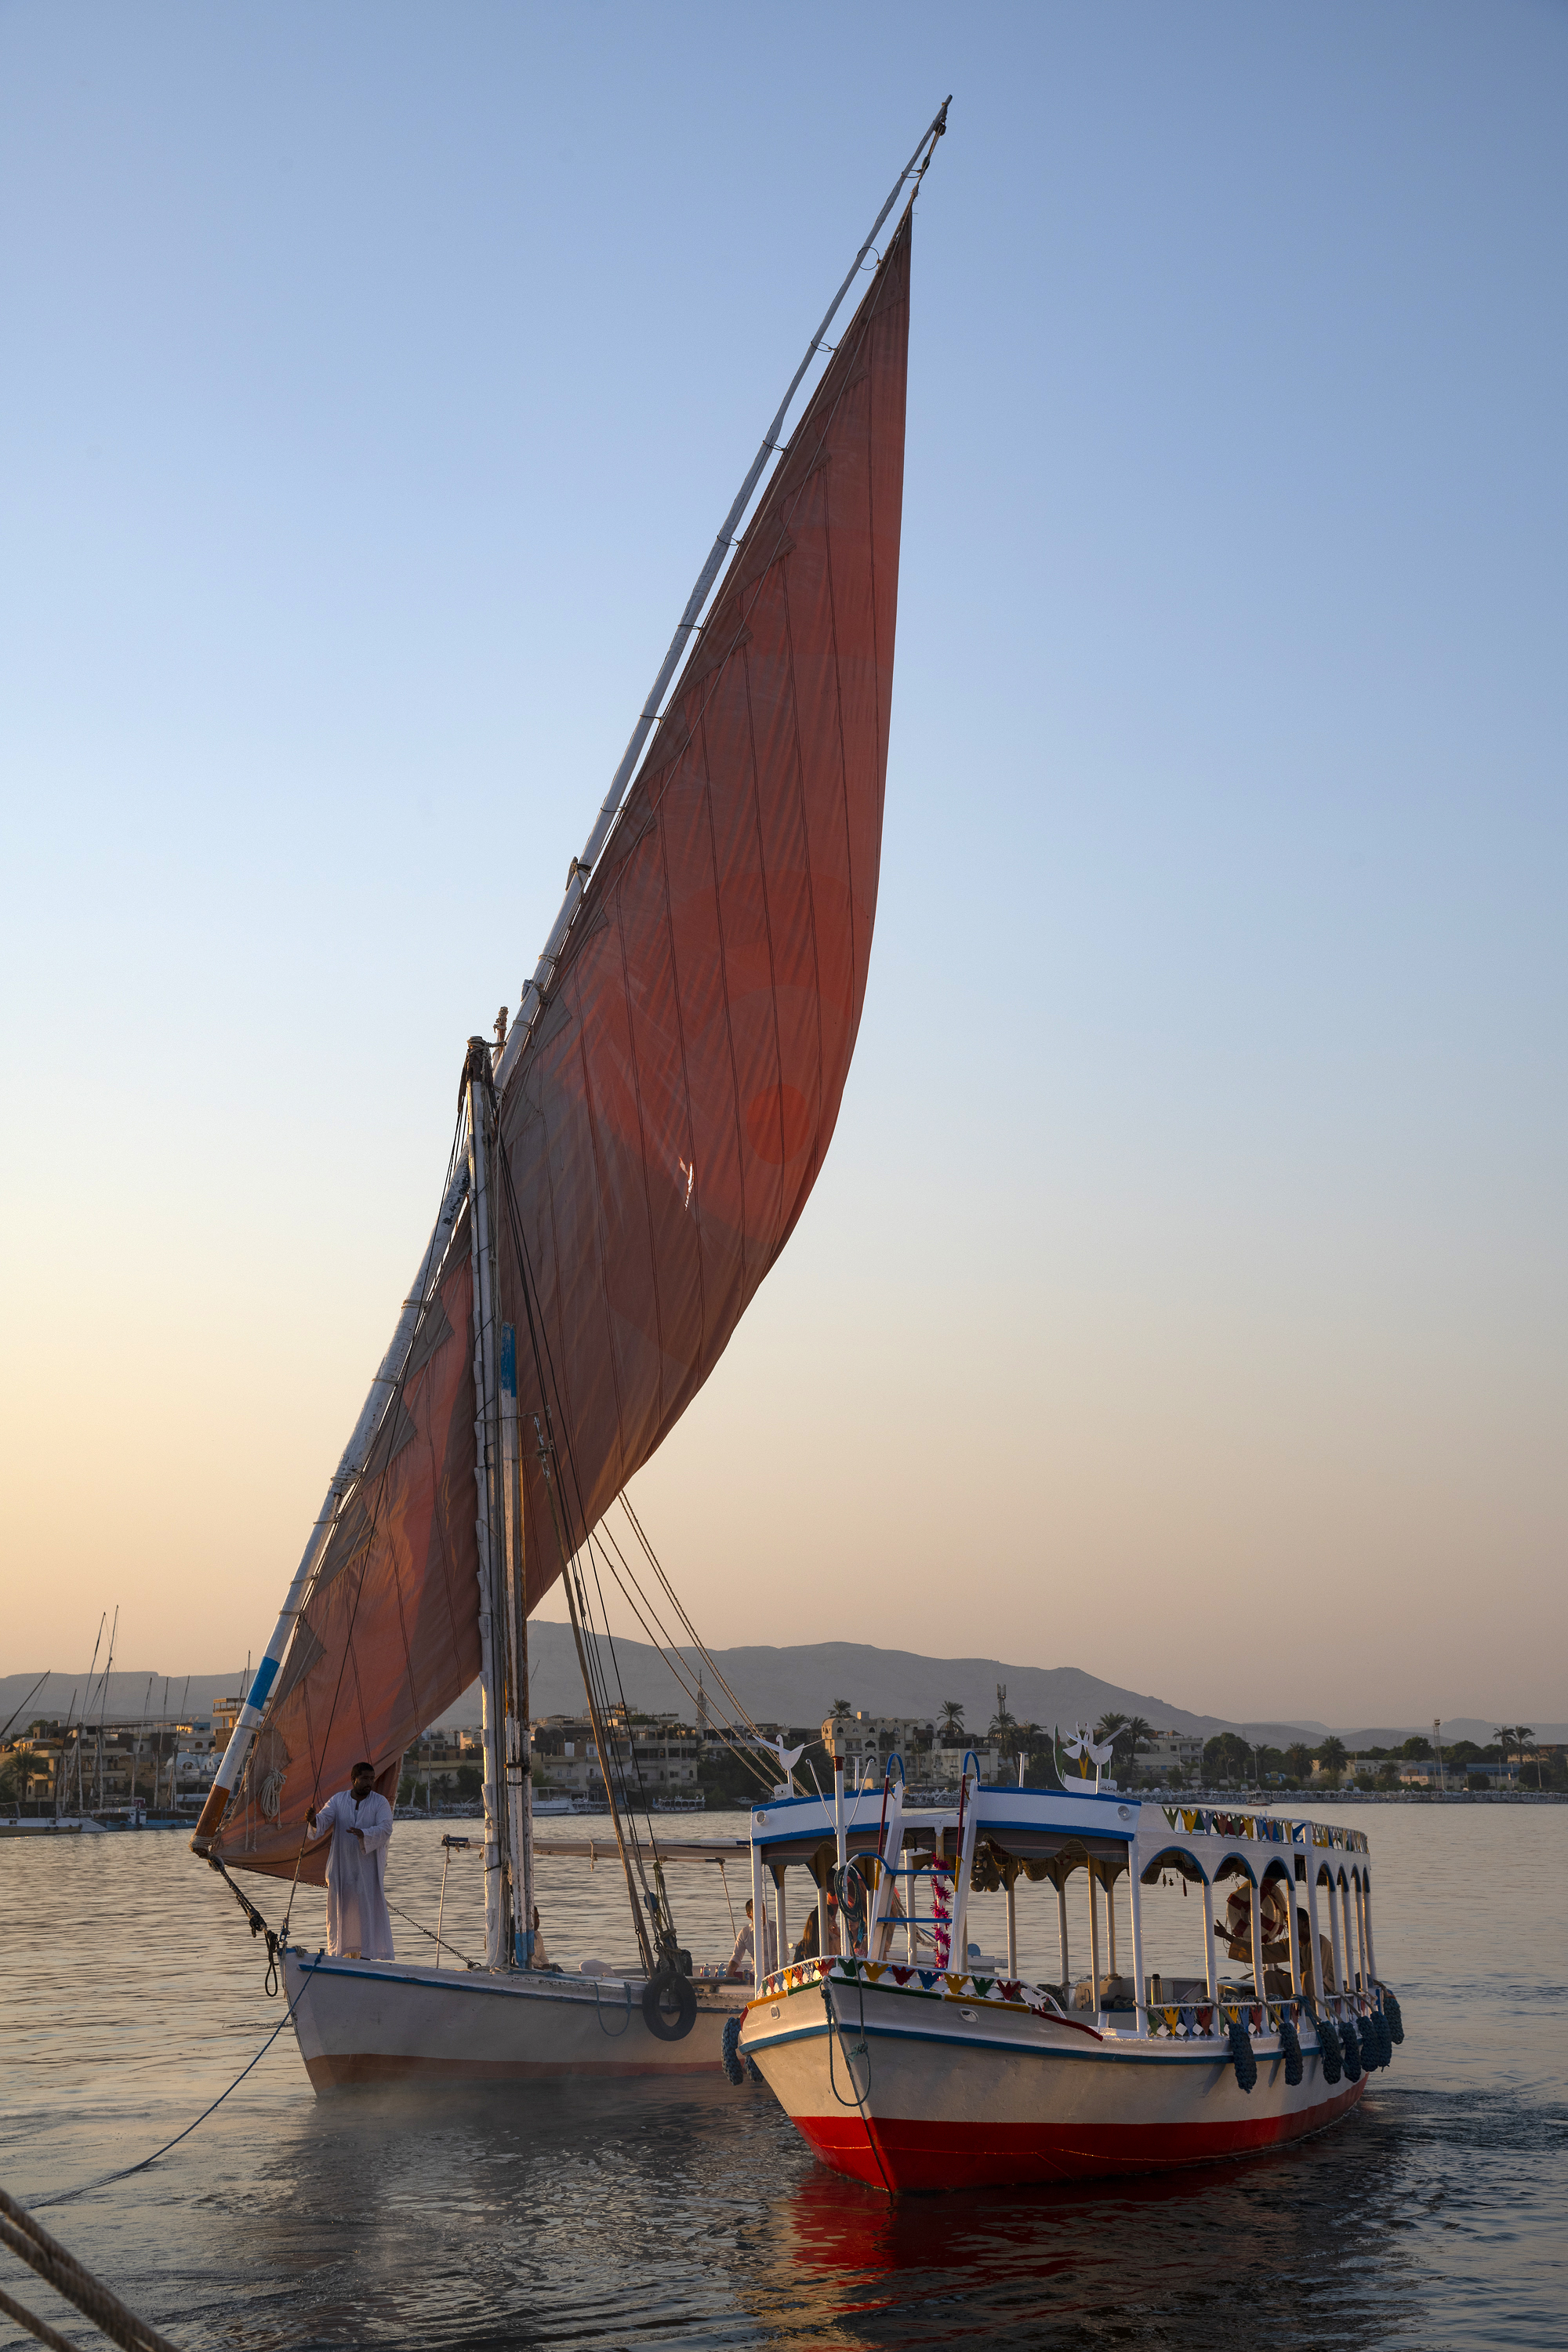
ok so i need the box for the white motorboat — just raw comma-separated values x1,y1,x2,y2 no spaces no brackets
737,1752,1402,2192
0,1815,108,1838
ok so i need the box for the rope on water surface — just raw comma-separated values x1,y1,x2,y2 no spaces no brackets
26,1958,324,2212
0,2187,184,2352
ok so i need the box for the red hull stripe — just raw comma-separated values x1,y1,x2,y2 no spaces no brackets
792,2078,1367,2192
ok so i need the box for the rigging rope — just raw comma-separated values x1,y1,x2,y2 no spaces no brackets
574,1517,777,1794
494,1118,673,1968
384,1898,480,1972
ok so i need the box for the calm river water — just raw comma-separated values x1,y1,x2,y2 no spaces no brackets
2,1802,1563,2350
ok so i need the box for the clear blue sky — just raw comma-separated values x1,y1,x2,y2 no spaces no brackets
2,3,1563,1726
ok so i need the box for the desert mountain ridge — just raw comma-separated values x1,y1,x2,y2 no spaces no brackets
4,1642,1558,1755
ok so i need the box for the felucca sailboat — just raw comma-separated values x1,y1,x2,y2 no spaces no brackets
191,103,948,2085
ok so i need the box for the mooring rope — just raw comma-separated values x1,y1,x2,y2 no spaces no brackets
0,2186,184,2352
27,1959,323,2213
0,2280,80,2352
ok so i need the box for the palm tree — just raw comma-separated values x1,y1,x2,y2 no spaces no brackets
1317,1736,1346,1771
1094,1711,1127,1756
829,1697,852,1726
938,1700,965,1744
1287,1742,1313,1783
1118,1715,1154,1779
988,1702,1019,1757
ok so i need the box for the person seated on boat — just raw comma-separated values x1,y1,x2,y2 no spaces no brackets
530,1904,556,1969
726,1897,778,1980
1297,1909,1336,1996
1218,1880,1289,1965
793,1889,841,1963
305,1761,394,1960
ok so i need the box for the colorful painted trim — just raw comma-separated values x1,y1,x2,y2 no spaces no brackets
751,1956,1385,2047
1155,1808,1369,1854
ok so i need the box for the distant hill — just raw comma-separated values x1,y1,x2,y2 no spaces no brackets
422,1628,1317,1742
0,1671,242,1733
4,1651,1557,1753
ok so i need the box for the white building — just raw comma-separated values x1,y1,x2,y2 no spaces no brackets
1134,1731,1206,1779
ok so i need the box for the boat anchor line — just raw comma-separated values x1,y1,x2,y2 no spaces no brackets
26,1958,328,2215
820,1976,895,2198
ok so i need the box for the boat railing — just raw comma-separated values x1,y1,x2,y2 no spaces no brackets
753,1954,1385,2045
1136,1986,1381,2039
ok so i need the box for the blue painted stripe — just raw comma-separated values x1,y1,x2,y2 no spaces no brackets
501,1324,517,1397
246,1656,280,1710
743,2017,1255,2069
283,1951,735,2014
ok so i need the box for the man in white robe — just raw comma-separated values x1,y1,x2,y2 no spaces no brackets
306,1761,395,1959
726,1897,777,1980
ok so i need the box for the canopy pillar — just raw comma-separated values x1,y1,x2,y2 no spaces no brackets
1128,1859,1148,2035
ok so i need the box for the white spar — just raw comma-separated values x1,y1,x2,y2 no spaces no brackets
191,1160,470,1850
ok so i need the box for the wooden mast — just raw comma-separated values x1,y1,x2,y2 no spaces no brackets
499,1324,535,1964
465,1036,512,1969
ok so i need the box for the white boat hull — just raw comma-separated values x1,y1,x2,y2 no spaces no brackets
741,1959,1371,2192
284,1948,746,2088
0,1816,108,1836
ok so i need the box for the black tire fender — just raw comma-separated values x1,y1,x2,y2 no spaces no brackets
641,1969,698,2042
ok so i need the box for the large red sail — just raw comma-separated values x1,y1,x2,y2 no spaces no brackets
214,1240,481,1879
499,212,912,1601
214,212,912,1878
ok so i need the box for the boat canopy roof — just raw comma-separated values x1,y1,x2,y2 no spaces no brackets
746,1786,1371,1886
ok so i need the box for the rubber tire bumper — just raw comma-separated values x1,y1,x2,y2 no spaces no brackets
642,1970,699,2041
